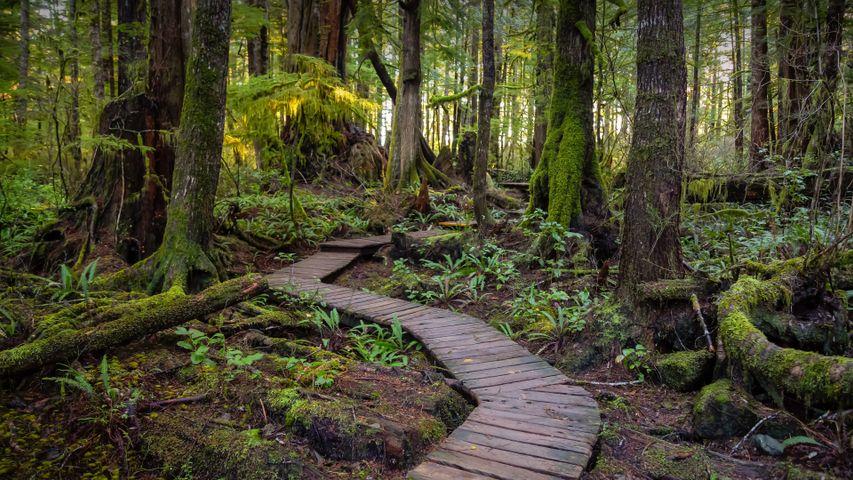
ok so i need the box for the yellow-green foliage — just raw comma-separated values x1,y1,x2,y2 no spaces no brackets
227,54,378,167
717,262,853,407
687,178,726,202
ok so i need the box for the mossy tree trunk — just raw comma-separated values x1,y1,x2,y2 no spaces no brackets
729,0,744,160
777,0,814,160
147,0,231,293
16,0,28,126
473,0,495,229
527,0,606,229
531,0,554,169
62,0,186,267
687,0,701,157
248,0,270,169
100,0,115,98
749,0,771,169
387,0,423,190
617,0,686,302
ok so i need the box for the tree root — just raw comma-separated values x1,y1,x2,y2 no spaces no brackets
0,275,268,377
717,258,853,408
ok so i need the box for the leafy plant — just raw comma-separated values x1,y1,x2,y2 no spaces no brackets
301,307,344,350
50,259,99,302
0,305,17,337
175,327,264,374
616,344,651,382
525,289,592,354
279,355,341,387
347,316,420,367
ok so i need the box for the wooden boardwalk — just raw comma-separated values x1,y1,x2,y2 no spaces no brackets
268,233,600,479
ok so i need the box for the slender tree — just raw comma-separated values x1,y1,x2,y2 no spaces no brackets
749,0,771,168
687,0,702,155
730,0,744,159
531,0,554,169
248,0,270,169
618,0,686,301
90,0,104,99
16,0,29,126
101,0,115,97
149,0,232,292
527,0,606,231
473,0,495,228
67,0,82,179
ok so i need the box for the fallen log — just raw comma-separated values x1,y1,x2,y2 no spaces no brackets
0,275,268,377
717,259,853,408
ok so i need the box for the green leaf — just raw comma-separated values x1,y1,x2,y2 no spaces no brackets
781,435,822,449
176,340,193,351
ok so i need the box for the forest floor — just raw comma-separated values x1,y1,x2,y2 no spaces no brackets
1,173,850,479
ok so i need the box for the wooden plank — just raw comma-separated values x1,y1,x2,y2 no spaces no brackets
450,428,590,464
458,418,595,453
427,449,563,480
366,302,424,317
468,408,599,440
441,349,531,368
455,361,561,381
473,375,569,395
528,384,591,396
478,398,600,423
429,338,513,355
412,321,493,337
462,366,565,389
451,355,545,374
407,461,494,480
437,344,525,361
438,438,582,479
423,333,507,350
492,389,600,408
422,328,506,344
473,406,600,435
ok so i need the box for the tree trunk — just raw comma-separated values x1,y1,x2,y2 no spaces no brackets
749,0,771,169
248,0,269,169
618,0,686,301
387,0,423,190
778,0,813,160
466,7,479,129
473,0,495,229
288,0,320,57
532,0,554,169
804,0,844,156
731,0,744,160
687,0,702,155
67,0,82,182
0,275,266,377
117,0,146,95
16,0,29,126
90,0,104,100
148,0,232,293
527,0,607,232
101,0,115,98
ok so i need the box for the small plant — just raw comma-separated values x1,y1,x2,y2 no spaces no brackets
301,307,344,350
275,252,298,263
525,289,592,354
279,356,341,387
347,316,420,367
51,259,99,302
497,322,520,340
175,327,263,376
616,344,652,382
0,305,17,337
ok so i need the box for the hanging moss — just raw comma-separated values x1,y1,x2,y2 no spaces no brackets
427,85,482,108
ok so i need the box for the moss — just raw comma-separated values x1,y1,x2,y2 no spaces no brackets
427,85,481,107
416,417,446,443
717,267,853,407
692,379,758,439
655,350,715,392
640,443,722,480
266,387,300,415
527,0,600,228
635,277,704,302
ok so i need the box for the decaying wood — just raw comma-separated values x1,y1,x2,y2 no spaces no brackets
0,275,267,377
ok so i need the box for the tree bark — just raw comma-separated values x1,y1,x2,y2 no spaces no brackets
67,0,82,182
778,0,813,160
618,0,686,301
16,0,29,126
687,0,702,155
749,0,771,169
247,0,270,169
532,0,554,169
473,0,495,229
387,0,424,190
288,0,320,58
117,0,146,95
90,0,104,100
68,0,186,266
731,0,744,160
101,0,115,98
148,0,232,293
527,0,606,231
0,275,267,377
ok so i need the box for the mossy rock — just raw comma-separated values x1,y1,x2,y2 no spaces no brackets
692,379,759,439
391,231,467,262
640,442,722,480
143,413,297,479
267,389,450,467
654,350,715,392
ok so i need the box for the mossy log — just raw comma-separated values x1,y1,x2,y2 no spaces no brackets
635,277,706,302
717,260,853,407
0,275,267,377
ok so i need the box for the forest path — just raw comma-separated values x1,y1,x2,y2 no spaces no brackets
267,232,600,480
